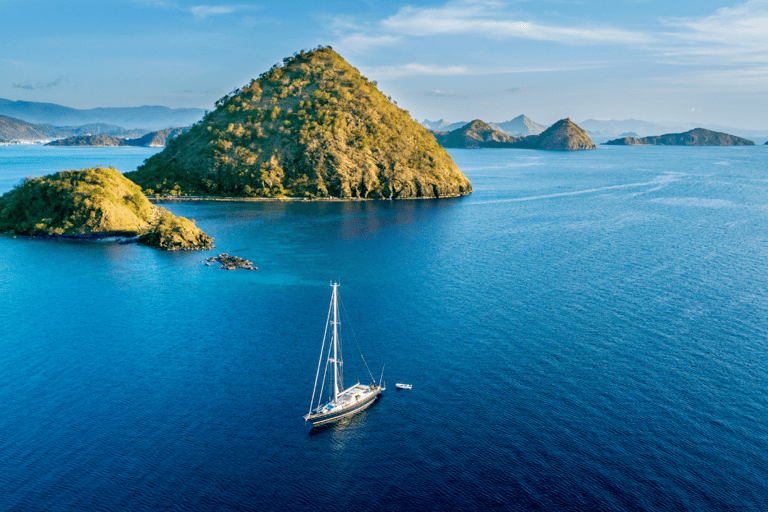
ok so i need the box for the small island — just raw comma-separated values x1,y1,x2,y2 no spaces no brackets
605,128,755,146
430,117,596,150
0,167,213,250
45,128,188,148
46,134,126,147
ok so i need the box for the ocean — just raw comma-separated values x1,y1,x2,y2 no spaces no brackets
0,144,766,510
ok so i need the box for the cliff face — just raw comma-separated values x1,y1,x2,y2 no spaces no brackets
431,120,519,148
512,118,596,150
0,167,213,250
126,47,471,200
606,128,755,146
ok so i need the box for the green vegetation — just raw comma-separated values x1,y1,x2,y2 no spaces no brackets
431,120,519,148
0,167,213,250
127,127,187,147
511,118,596,150
430,118,595,151
138,212,213,250
605,128,755,146
46,134,127,147
126,47,471,199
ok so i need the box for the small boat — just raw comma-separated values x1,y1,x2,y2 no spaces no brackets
396,383,412,390
304,282,385,427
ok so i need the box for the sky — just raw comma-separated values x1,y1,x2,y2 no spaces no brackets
2,0,767,128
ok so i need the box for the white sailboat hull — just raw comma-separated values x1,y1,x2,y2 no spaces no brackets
304,383,384,426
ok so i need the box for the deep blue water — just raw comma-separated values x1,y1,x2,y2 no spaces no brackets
0,145,767,511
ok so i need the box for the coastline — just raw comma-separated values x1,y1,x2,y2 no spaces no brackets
148,192,471,203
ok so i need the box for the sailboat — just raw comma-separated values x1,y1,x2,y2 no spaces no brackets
304,282,385,427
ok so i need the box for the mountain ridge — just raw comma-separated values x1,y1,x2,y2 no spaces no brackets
0,98,205,130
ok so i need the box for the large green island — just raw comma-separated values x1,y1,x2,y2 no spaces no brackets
125,47,471,199
0,167,214,250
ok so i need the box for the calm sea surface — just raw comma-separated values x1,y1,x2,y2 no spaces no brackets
0,144,767,511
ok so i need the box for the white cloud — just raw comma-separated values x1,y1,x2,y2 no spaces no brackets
426,90,455,96
334,34,402,54
189,4,260,19
365,63,470,80
380,1,652,45
653,66,768,91
660,0,768,62
363,62,601,80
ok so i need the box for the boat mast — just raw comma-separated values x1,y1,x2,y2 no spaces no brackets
332,282,340,401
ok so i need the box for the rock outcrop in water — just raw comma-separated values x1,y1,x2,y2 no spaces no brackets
0,167,213,250
125,46,471,200
204,253,257,270
606,128,754,146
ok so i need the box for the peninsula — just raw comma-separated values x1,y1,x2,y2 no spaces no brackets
0,167,213,250
605,128,755,146
125,46,471,199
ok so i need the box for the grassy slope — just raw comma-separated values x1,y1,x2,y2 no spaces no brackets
0,167,151,235
126,47,471,199
0,167,213,250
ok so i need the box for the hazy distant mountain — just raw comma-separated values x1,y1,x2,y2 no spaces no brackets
424,115,546,137
0,98,205,130
579,119,684,137
580,118,768,140
493,115,547,136
0,115,62,141
605,128,755,146
0,115,148,142
421,119,468,132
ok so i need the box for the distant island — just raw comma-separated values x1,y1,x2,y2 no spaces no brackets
0,97,204,130
430,120,519,148
0,167,213,250
605,128,755,146
422,115,546,137
45,127,188,147
126,47,471,199
46,134,127,147
0,115,148,143
431,118,595,150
